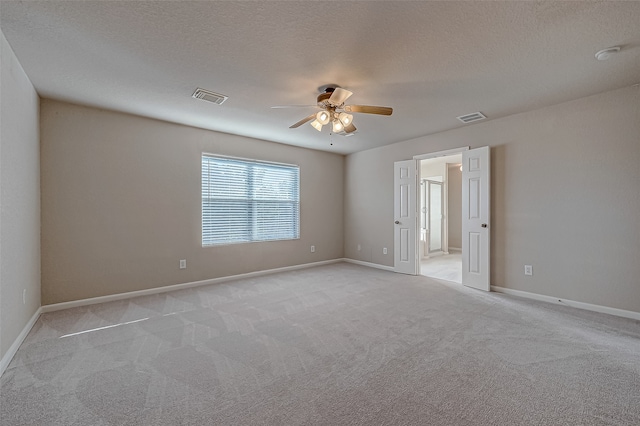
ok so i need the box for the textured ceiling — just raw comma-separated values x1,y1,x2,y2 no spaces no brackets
1,1,639,154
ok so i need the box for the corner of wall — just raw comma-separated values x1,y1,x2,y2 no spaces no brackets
0,29,42,366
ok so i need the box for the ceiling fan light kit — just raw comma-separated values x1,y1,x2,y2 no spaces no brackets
316,110,330,125
338,112,353,126
310,119,323,132
279,85,393,137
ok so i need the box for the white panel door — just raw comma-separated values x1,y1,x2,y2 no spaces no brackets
462,146,490,291
394,160,418,275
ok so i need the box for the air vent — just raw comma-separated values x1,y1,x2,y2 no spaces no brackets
192,88,228,105
457,112,486,124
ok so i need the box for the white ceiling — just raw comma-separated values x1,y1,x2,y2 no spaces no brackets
1,1,639,155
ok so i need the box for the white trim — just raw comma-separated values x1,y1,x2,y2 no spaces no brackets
491,285,640,321
201,152,298,168
343,258,395,272
5,266,637,378
412,146,470,281
41,259,343,313
413,147,469,160
448,247,462,252
3,259,344,377
0,307,42,376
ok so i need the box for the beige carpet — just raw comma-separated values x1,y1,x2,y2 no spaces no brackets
1,263,639,425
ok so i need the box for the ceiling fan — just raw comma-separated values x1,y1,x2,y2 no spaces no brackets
273,85,393,135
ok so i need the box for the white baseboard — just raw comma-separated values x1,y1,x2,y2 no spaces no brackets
0,307,42,376
448,247,462,252
2,259,343,377
5,266,637,377
491,285,640,321
42,259,343,313
342,258,395,272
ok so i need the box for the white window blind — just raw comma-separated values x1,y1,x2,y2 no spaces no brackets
202,154,300,246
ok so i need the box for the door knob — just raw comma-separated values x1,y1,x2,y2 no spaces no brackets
395,221,400,224
481,223,488,228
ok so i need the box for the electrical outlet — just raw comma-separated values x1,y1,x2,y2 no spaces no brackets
357,244,361,251
383,247,388,255
180,259,187,269
524,265,533,276
310,245,315,253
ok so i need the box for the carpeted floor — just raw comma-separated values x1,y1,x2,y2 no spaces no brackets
1,263,639,425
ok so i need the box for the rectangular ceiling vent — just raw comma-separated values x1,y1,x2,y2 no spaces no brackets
192,88,228,105
457,112,486,124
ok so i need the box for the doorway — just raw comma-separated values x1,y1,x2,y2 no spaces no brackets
394,146,490,291
419,154,462,283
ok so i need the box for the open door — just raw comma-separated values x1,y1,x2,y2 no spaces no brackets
394,160,418,275
462,146,490,291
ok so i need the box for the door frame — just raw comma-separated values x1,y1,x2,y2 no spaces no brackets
414,147,470,161
412,147,470,277
397,145,492,288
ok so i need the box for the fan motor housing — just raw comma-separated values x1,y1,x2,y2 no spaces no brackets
317,92,332,104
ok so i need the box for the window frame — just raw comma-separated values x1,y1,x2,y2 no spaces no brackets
201,153,300,247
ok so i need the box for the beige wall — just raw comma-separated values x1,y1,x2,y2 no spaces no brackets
447,164,462,249
0,31,41,360
345,86,640,313
41,100,344,305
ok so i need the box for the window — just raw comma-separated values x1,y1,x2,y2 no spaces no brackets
202,154,300,246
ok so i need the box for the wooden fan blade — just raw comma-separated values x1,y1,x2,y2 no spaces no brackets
344,105,393,115
328,88,353,106
271,105,317,109
344,123,357,134
289,113,317,128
